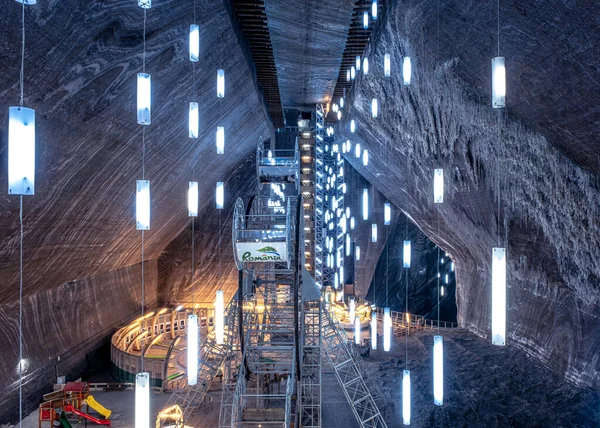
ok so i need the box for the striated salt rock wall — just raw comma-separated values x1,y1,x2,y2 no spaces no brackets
338,1,600,390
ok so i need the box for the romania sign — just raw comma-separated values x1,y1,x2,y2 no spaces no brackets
236,242,288,263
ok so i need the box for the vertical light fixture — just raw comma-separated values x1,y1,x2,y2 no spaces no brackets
346,69,351,82
349,298,355,321
355,246,361,261
362,150,369,166
384,202,391,225
402,370,411,425
215,290,224,344
363,11,369,29
189,102,199,138
136,180,150,230
433,335,443,405
354,316,361,345
384,53,391,77
371,0,378,20
356,55,361,71
492,57,506,108
340,97,345,108
371,98,378,118
371,224,377,242
350,217,355,230
187,314,199,385
8,107,35,195
403,241,411,268
346,207,350,218
492,247,506,346
370,310,377,349
383,307,391,351
350,119,356,133
345,234,351,256
137,73,151,125
135,372,150,428
362,188,369,220
351,66,356,80
188,181,199,217
189,24,199,62
355,143,361,158
217,69,225,98
216,126,225,154
402,57,412,86
434,168,444,203
363,57,369,74
216,181,224,209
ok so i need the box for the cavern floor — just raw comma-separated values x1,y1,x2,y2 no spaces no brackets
17,329,599,428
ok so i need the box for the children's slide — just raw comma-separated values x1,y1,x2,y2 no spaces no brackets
59,411,73,428
63,404,111,426
85,394,112,419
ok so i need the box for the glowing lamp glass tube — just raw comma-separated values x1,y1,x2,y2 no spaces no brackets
346,69,351,82
189,24,199,62
351,66,356,80
434,168,444,203
215,290,224,345
355,143,361,158
402,57,412,86
216,126,225,154
217,69,225,98
188,181,199,217
8,106,35,195
189,102,199,138
137,73,151,125
384,53,391,77
346,234,351,256
362,188,369,220
363,57,369,74
356,246,361,261
384,202,391,225
371,224,377,242
350,217,355,230
372,0,378,19
433,335,443,405
492,57,506,108
403,240,411,268
492,247,506,346
371,98,378,118
402,370,411,425
363,11,369,28
216,181,224,209
135,372,150,428
363,150,369,166
136,180,150,230
356,55,361,71
350,119,356,133
354,316,361,345
383,308,391,351
371,311,377,349
187,314,199,385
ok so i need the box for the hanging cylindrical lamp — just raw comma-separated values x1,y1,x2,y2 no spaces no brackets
350,216,355,230
371,98,378,118
346,207,350,218
384,53,391,77
216,181,224,209
135,372,150,428
362,150,369,166
217,69,225,98
345,234,351,256
350,119,356,133
371,0,378,20
363,57,369,74
215,290,224,344
434,168,444,203
355,143,361,158
351,66,356,80
136,180,150,230
216,126,225,154
402,57,412,86
363,11,369,29
370,310,377,349
371,223,377,242
137,73,151,125
433,335,443,405
402,370,411,425
403,240,411,268
356,55,361,71
383,307,391,351
188,181,199,217
337,111,342,120
354,316,361,345
187,314,199,385
346,69,351,82
189,24,199,62
492,57,506,108
362,188,369,220
384,202,391,225
8,107,35,195
349,298,355,321
189,102,199,138
356,246,361,261
492,247,506,346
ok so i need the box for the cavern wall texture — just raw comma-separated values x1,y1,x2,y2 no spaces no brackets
338,1,600,389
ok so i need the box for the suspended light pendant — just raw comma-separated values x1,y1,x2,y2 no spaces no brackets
216,126,225,154
402,57,412,86
371,310,377,349
8,107,35,195
434,169,444,203
189,24,199,62
356,246,361,261
384,202,391,225
136,180,150,230
138,0,151,8
403,241,411,268
135,372,150,428
363,11,369,29
492,57,506,108
137,73,151,125
362,188,369,220
492,247,506,346
384,53,391,77
345,234,351,256
188,181,199,217
350,216,355,230
351,66,356,80
383,308,391,351
340,97,345,108
215,290,224,344
362,150,369,166
371,224,377,242
355,143,361,158
350,119,356,133
187,314,199,385
363,57,369,74
217,69,225,98
371,0,378,20
402,370,411,425
433,335,443,405
189,102,199,138
337,111,342,120
346,207,350,218
371,98,378,118
346,69,351,82
354,316,361,345
356,55,361,71
216,181,224,209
